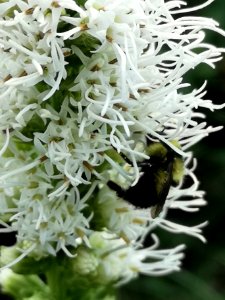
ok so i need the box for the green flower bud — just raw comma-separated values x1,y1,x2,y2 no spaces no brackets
72,247,99,276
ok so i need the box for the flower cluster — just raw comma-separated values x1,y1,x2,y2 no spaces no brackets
0,0,224,291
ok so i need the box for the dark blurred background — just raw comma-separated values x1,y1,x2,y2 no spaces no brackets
119,1,225,299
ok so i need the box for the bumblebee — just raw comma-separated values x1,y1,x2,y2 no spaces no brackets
107,141,184,218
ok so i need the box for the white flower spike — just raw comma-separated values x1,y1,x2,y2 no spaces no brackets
0,0,224,298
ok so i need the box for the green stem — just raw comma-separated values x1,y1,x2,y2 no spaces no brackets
46,264,66,300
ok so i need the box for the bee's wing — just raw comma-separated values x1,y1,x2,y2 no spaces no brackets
151,161,174,218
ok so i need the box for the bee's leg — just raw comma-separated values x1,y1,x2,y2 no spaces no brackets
119,152,133,165
138,160,151,168
111,145,133,166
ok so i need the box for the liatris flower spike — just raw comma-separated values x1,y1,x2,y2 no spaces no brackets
0,1,225,299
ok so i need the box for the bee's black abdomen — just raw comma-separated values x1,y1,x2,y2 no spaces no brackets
107,180,127,199
108,168,159,209
0,226,17,246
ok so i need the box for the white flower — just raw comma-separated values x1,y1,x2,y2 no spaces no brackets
0,0,225,287
95,186,150,242
0,0,83,108
86,231,185,285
